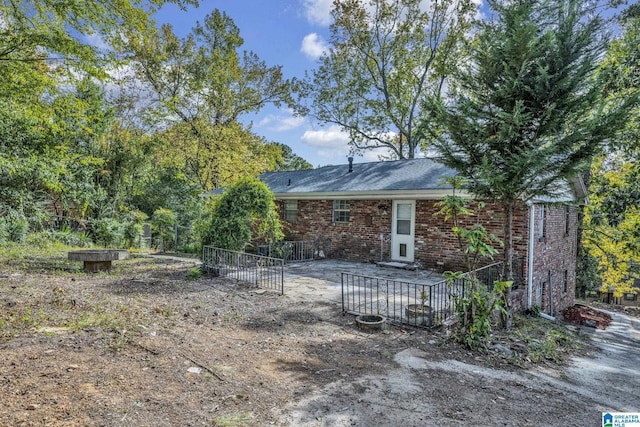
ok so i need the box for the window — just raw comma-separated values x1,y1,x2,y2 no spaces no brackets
396,203,412,235
624,293,637,301
565,205,571,235
563,270,568,293
537,204,545,240
284,200,298,222
333,200,350,223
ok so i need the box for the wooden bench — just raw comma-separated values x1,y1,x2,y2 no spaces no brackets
68,250,130,272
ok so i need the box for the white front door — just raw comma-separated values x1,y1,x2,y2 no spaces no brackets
391,200,415,262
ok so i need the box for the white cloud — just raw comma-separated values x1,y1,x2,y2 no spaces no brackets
84,33,109,50
301,125,393,162
303,0,333,26
301,33,329,59
301,125,350,148
274,115,305,131
302,125,351,159
258,110,305,132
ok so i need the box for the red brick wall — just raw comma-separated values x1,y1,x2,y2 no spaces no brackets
278,199,392,263
276,198,578,314
530,204,577,315
277,199,530,270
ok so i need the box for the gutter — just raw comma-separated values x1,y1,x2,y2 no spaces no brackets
527,202,535,309
271,189,475,200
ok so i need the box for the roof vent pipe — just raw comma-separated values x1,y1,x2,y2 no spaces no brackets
348,157,354,173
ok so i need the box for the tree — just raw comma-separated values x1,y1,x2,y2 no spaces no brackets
429,0,637,327
582,4,640,298
270,143,313,171
295,0,477,159
583,156,640,297
200,177,282,251
0,0,195,78
128,10,293,190
0,0,196,233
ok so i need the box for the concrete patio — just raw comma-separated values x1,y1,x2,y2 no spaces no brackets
283,260,445,300
282,260,451,327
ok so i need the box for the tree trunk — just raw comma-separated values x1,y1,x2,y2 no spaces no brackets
501,200,515,330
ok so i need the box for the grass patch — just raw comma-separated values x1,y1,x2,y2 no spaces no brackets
187,267,202,280
510,314,586,364
211,412,254,426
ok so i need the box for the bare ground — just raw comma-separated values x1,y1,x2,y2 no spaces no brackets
1,253,638,426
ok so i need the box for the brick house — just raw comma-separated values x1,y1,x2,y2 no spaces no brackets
260,158,585,315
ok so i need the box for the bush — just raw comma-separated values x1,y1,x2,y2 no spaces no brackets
151,208,177,252
122,210,148,249
0,218,8,244
5,214,29,243
92,218,124,248
201,177,282,251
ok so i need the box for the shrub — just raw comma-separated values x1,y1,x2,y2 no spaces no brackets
92,218,124,248
201,177,282,251
6,214,29,243
122,210,148,249
151,208,177,252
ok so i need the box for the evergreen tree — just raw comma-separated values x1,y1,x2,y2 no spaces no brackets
429,0,637,327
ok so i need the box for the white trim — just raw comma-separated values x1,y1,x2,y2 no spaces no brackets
527,202,535,309
391,200,416,262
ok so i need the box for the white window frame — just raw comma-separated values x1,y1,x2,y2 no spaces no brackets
284,200,298,222
333,200,350,223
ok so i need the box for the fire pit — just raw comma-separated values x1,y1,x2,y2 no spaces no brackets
355,314,387,332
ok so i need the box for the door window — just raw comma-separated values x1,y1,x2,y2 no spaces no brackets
396,203,411,235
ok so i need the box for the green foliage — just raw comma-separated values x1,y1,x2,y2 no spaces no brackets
524,304,541,317
437,177,507,347
121,210,148,249
512,315,582,363
151,208,177,252
127,10,294,191
4,213,29,243
295,0,476,159
92,218,124,248
447,272,512,349
434,177,501,272
201,177,282,251
581,5,640,298
0,0,196,84
576,249,603,298
270,143,313,171
0,1,305,253
430,0,638,328
186,268,201,280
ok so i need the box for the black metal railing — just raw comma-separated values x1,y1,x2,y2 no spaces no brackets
341,273,461,327
257,239,332,262
202,246,284,295
341,261,520,328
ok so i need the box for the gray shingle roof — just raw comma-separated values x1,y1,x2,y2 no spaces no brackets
260,158,457,195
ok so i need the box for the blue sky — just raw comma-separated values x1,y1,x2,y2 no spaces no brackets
152,0,633,168
154,0,371,168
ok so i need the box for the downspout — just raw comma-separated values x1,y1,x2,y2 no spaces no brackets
548,270,553,315
527,202,535,309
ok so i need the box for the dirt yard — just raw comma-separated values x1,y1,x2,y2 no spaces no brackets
1,252,638,426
